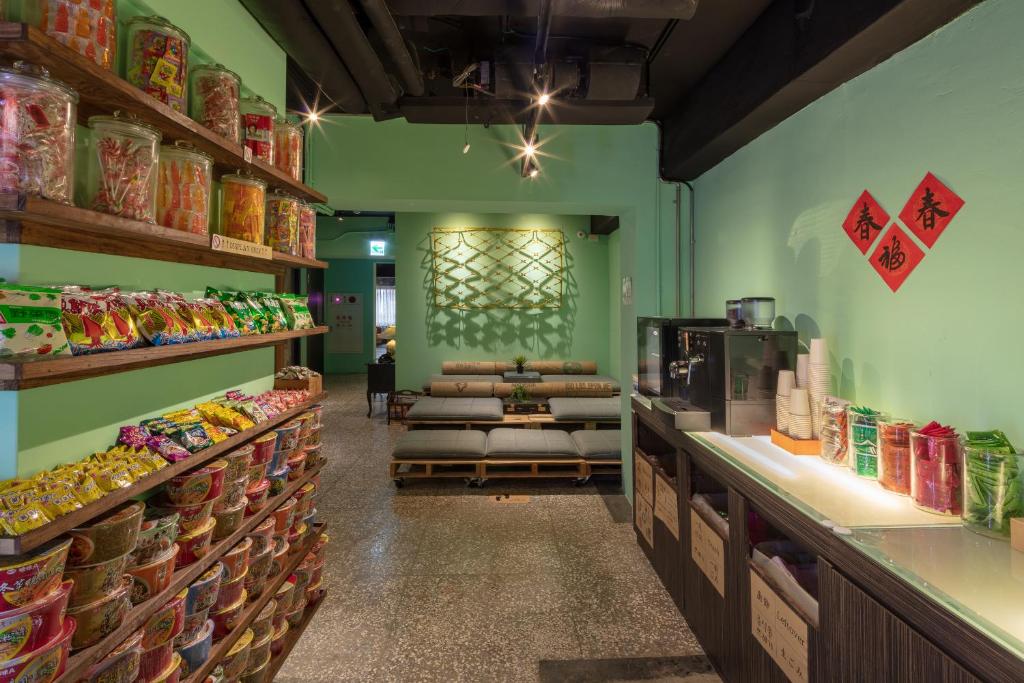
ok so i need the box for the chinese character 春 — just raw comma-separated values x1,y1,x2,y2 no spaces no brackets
854,202,883,240
915,187,950,230
878,234,907,272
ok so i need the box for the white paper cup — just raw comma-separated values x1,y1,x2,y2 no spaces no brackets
809,338,829,365
777,370,796,397
789,388,811,416
796,354,809,388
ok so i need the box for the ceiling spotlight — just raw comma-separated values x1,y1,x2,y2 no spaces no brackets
529,167,540,179
337,216,344,221
537,92,551,106
462,142,471,154
305,111,320,123
524,142,536,157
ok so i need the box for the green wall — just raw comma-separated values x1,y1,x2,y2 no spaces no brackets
316,216,395,260
691,0,1018,439
393,212,610,390
324,259,378,374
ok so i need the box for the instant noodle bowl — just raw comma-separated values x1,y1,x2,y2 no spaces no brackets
0,616,74,683
306,578,325,605
294,413,315,439
273,421,301,453
131,510,179,566
294,481,316,503
308,532,328,566
244,479,271,516
0,579,71,661
245,630,271,675
273,120,303,182
303,508,318,529
272,578,295,616
307,404,323,428
82,628,142,683
270,620,289,657
175,517,216,568
175,608,208,648
250,600,275,644
213,568,247,613
64,551,130,606
86,114,160,222
0,62,78,204
247,461,269,487
212,501,246,542
273,498,297,534
151,497,215,534
142,588,186,649
240,96,276,164
239,652,270,683
149,652,182,683
220,627,253,679
267,466,289,496
264,191,300,255
0,538,71,610
246,517,276,556
216,476,248,512
299,202,316,259
270,539,290,578
284,597,306,628
306,426,322,447
189,64,240,144
209,590,246,640
185,562,222,615
138,638,174,682
250,433,276,467
243,547,272,598
219,537,251,583
66,576,131,649
157,142,212,235
167,460,228,505
291,561,312,597
287,524,307,556
304,444,323,470
127,544,179,604
286,451,307,481
220,173,266,244
176,619,213,677
125,16,190,112
222,445,253,481
68,501,144,566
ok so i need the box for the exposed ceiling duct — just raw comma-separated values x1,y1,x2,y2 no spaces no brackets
358,0,425,97
384,0,699,19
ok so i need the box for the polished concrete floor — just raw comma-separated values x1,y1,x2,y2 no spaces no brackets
276,375,716,682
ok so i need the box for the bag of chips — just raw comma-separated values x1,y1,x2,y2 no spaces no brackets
254,292,288,332
0,284,72,357
123,291,194,345
206,287,259,335
236,291,270,334
278,293,315,330
185,300,219,341
61,287,143,355
194,298,240,339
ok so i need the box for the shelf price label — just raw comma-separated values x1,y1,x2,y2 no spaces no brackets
635,496,654,548
635,451,654,506
690,508,725,596
654,473,679,540
211,233,272,260
750,570,809,683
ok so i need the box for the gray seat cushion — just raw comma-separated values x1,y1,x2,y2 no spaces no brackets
547,397,622,421
392,430,487,460
405,397,504,421
541,374,621,392
486,428,579,459
572,430,622,460
423,374,502,390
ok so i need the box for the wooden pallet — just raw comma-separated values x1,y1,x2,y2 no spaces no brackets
405,414,531,430
481,459,588,478
389,459,484,479
585,459,624,477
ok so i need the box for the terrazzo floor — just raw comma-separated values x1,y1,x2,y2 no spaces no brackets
275,375,717,682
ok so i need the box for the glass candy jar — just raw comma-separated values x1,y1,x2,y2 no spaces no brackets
298,202,316,259
240,96,276,164
847,407,886,479
190,64,241,144
818,396,850,465
910,429,961,516
157,142,212,235
86,113,161,222
961,435,1022,538
877,419,914,495
273,120,303,181
15,0,117,70
265,191,299,254
125,16,190,113
220,173,266,244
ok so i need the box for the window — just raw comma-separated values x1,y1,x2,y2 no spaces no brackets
375,285,396,328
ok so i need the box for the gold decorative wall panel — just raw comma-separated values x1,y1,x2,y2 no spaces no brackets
430,227,564,309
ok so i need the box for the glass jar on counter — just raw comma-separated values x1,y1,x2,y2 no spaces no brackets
910,429,961,516
273,120,303,181
86,113,161,222
0,62,77,204
298,202,316,259
877,419,914,495
961,434,1022,538
190,63,241,144
125,16,190,113
725,300,742,328
240,96,276,165
265,191,300,254
818,396,850,465
847,407,886,479
220,172,266,244
156,142,212,235
12,0,117,70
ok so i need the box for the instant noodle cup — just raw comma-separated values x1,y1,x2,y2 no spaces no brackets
175,517,216,568
153,497,217,535
167,460,228,505
66,577,132,649
270,538,290,578
142,588,186,649
305,426,322,448
246,461,269,487
308,532,328,566
246,629,271,675
64,551,130,606
272,578,295,616
245,517,275,556
286,451,306,481
287,524,306,555
303,508,318,529
212,500,246,542
131,510,180,566
219,537,252,583
175,608,208,649
293,481,315,503
150,652,182,683
0,615,75,683
0,538,71,611
222,445,253,482
216,476,248,512
273,420,300,453
243,547,272,598
272,498,297,534
270,620,289,657
284,597,306,628
176,619,213,677
220,627,253,679
291,562,312,598
213,568,248,613
240,651,270,683
266,466,289,496
250,434,276,467
244,479,271,517
306,578,325,606
249,600,275,644
68,502,144,566
82,628,142,683
127,544,179,604
138,638,174,682
0,579,71,661
294,412,314,439
185,562,223,615
209,590,246,640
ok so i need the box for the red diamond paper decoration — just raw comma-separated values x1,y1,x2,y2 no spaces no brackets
842,190,889,254
869,224,925,292
898,172,964,249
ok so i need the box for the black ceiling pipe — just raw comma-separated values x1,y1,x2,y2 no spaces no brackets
304,0,401,120
386,0,698,19
358,0,425,97
238,0,367,114
521,0,552,177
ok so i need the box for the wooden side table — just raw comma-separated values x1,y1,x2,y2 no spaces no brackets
366,363,395,417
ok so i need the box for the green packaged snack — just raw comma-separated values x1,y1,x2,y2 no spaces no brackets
254,293,288,332
235,291,271,334
278,293,314,330
0,283,72,357
206,287,259,335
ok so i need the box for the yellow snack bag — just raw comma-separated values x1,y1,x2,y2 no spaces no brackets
73,475,104,504
1,502,53,534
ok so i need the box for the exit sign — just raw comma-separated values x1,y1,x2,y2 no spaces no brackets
370,240,386,256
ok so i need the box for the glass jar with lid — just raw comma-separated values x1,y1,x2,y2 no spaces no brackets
298,202,316,259
220,172,266,244
11,0,117,70
847,406,886,479
877,418,914,495
240,96,277,164
125,16,190,113
265,191,300,254
273,120,303,181
0,61,78,204
960,431,1021,537
190,64,241,144
86,113,161,222
910,427,961,516
818,396,850,465
157,142,212,235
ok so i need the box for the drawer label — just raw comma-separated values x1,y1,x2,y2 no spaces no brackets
636,496,654,548
690,508,725,596
635,451,654,505
654,473,679,540
750,570,809,683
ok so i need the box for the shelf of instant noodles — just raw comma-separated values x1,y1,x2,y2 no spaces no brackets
0,24,327,204
266,587,328,680
56,466,325,683
0,393,326,556
0,327,328,391
0,195,329,275
182,521,327,683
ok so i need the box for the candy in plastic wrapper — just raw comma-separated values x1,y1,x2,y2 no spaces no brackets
126,17,189,112
255,293,288,333
0,502,52,535
265,193,299,255
147,435,191,463
278,294,314,330
33,0,117,70
298,203,316,259
124,291,193,345
157,144,212,235
170,423,213,453
61,287,142,355
220,174,266,244
190,64,240,143
207,288,258,336
118,425,151,448
185,301,219,341
201,422,229,444
0,284,72,358
236,292,271,334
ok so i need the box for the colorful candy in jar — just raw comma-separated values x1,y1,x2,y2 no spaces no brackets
265,192,299,254
125,16,190,113
190,64,241,144
220,173,267,244
961,430,1022,538
0,62,78,204
819,396,850,465
87,114,161,222
298,202,316,259
31,0,117,70
274,120,303,181
877,419,914,495
157,143,212,235
910,422,961,516
240,96,277,164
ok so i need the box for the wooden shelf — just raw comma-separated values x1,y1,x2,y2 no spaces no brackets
0,23,326,204
0,393,325,555
266,588,328,680
182,521,328,683
0,195,328,275
56,466,325,683
0,326,328,390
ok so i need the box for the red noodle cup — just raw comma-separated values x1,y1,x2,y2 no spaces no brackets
210,591,247,640
273,578,295,615
250,433,276,466
220,537,252,582
250,600,275,644
305,578,325,606
246,517,276,556
308,533,328,566
175,518,216,568
166,460,229,505
64,551,130,607
273,498,297,533
286,451,306,481
83,627,142,683
244,479,271,516
215,476,248,512
0,616,75,683
142,587,186,649
149,652,181,683
270,620,289,657
0,579,72,661
66,577,132,649
294,412,315,439
222,444,254,481
137,638,173,682
270,539,290,578
0,538,71,611
151,497,216,534
68,502,144,566
220,627,253,679
293,481,315,502
213,568,248,612
127,544,179,605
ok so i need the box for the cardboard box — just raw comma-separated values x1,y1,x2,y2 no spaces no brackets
274,375,322,396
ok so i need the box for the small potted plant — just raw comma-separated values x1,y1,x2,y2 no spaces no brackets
512,354,527,374
508,384,530,412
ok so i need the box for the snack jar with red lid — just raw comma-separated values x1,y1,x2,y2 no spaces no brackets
0,61,78,204
86,113,161,222
189,63,241,144
125,16,190,113
157,141,212,235
240,96,277,164
273,119,303,181
220,172,266,244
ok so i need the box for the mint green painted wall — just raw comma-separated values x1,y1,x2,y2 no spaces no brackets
393,212,609,391
691,0,1018,439
608,230,622,381
324,259,377,374
317,216,395,260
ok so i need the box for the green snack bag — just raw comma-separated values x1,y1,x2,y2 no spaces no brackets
278,293,314,330
236,292,270,334
206,287,258,335
254,293,288,333
0,284,72,357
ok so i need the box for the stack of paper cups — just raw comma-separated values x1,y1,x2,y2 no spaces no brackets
788,388,812,439
808,339,832,438
795,353,809,389
776,370,795,433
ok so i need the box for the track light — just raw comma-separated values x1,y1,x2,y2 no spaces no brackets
462,142,471,154
529,167,539,179
524,142,536,157
537,92,551,106
305,111,319,123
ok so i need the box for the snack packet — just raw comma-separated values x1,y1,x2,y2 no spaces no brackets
206,287,258,335
254,293,288,332
278,293,314,330
61,287,142,355
0,284,72,357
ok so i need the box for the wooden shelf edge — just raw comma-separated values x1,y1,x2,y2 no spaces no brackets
0,393,327,556
266,587,328,680
56,467,326,682
0,327,328,390
182,521,328,683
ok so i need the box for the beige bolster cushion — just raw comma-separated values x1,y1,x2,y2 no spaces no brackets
430,381,496,397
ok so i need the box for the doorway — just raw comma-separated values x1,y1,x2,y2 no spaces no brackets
374,261,396,362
